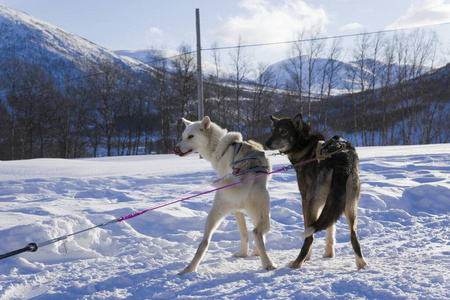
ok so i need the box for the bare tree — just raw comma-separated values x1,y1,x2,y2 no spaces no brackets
53,75,78,158
148,49,172,154
284,30,306,115
366,32,384,146
204,41,230,129
392,30,438,145
408,29,438,144
414,31,443,144
318,38,343,134
379,35,397,145
16,64,55,158
119,67,139,155
1,58,25,159
133,79,152,155
172,43,197,139
353,33,371,146
245,62,278,139
229,36,251,132
87,58,123,156
344,62,360,146
305,26,324,125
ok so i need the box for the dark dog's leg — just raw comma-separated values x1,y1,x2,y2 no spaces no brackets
323,224,336,258
302,170,333,262
289,235,314,268
347,214,367,270
291,189,316,269
345,174,367,270
345,206,367,270
290,187,324,268
301,197,313,261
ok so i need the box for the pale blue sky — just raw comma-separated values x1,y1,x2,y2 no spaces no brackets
1,0,449,65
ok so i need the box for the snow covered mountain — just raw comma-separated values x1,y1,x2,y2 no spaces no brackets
266,56,432,94
0,5,439,98
0,6,150,85
115,49,181,65
115,48,223,76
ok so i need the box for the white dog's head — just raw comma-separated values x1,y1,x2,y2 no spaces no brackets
173,116,212,157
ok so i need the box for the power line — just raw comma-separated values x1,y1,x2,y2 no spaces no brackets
202,21,450,52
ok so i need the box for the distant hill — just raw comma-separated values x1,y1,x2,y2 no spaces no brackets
0,5,150,86
115,49,180,65
0,5,435,97
115,48,222,76
266,56,431,95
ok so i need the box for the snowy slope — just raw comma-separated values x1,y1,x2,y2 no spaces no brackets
0,6,150,84
0,144,449,299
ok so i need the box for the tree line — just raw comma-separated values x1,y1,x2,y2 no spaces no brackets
0,29,448,160
278,28,448,146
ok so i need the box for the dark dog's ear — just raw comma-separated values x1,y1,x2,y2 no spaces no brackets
270,115,279,123
292,113,304,130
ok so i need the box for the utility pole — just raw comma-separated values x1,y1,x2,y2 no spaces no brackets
196,8,204,121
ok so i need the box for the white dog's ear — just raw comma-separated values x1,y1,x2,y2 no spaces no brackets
200,116,211,133
182,118,193,127
292,113,304,130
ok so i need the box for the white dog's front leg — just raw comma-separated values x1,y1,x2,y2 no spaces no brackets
252,227,276,270
178,197,229,275
233,211,249,257
178,238,209,275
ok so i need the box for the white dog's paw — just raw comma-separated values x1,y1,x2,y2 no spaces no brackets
233,250,248,258
305,251,312,261
323,247,335,258
288,260,303,269
178,265,196,276
356,257,368,270
264,261,277,270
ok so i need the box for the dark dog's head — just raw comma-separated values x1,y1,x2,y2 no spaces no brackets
265,113,311,154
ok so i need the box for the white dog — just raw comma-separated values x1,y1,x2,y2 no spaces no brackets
173,116,276,275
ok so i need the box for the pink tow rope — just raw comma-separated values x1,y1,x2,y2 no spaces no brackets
118,156,321,222
0,156,323,260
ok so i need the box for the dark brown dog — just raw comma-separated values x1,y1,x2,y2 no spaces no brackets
266,113,367,270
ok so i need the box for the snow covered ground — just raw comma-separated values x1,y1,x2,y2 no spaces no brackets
0,144,449,299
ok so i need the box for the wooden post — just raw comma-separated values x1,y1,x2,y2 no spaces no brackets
196,8,204,121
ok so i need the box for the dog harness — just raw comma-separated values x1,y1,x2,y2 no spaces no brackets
231,142,269,176
315,136,349,162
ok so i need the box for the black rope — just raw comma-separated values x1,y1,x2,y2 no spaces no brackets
0,243,38,260
0,218,121,260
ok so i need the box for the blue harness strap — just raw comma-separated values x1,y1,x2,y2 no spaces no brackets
231,142,269,176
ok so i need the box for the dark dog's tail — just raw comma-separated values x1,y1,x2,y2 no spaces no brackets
300,171,348,238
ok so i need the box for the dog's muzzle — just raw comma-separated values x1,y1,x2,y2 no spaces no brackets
173,146,192,157
173,146,182,155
